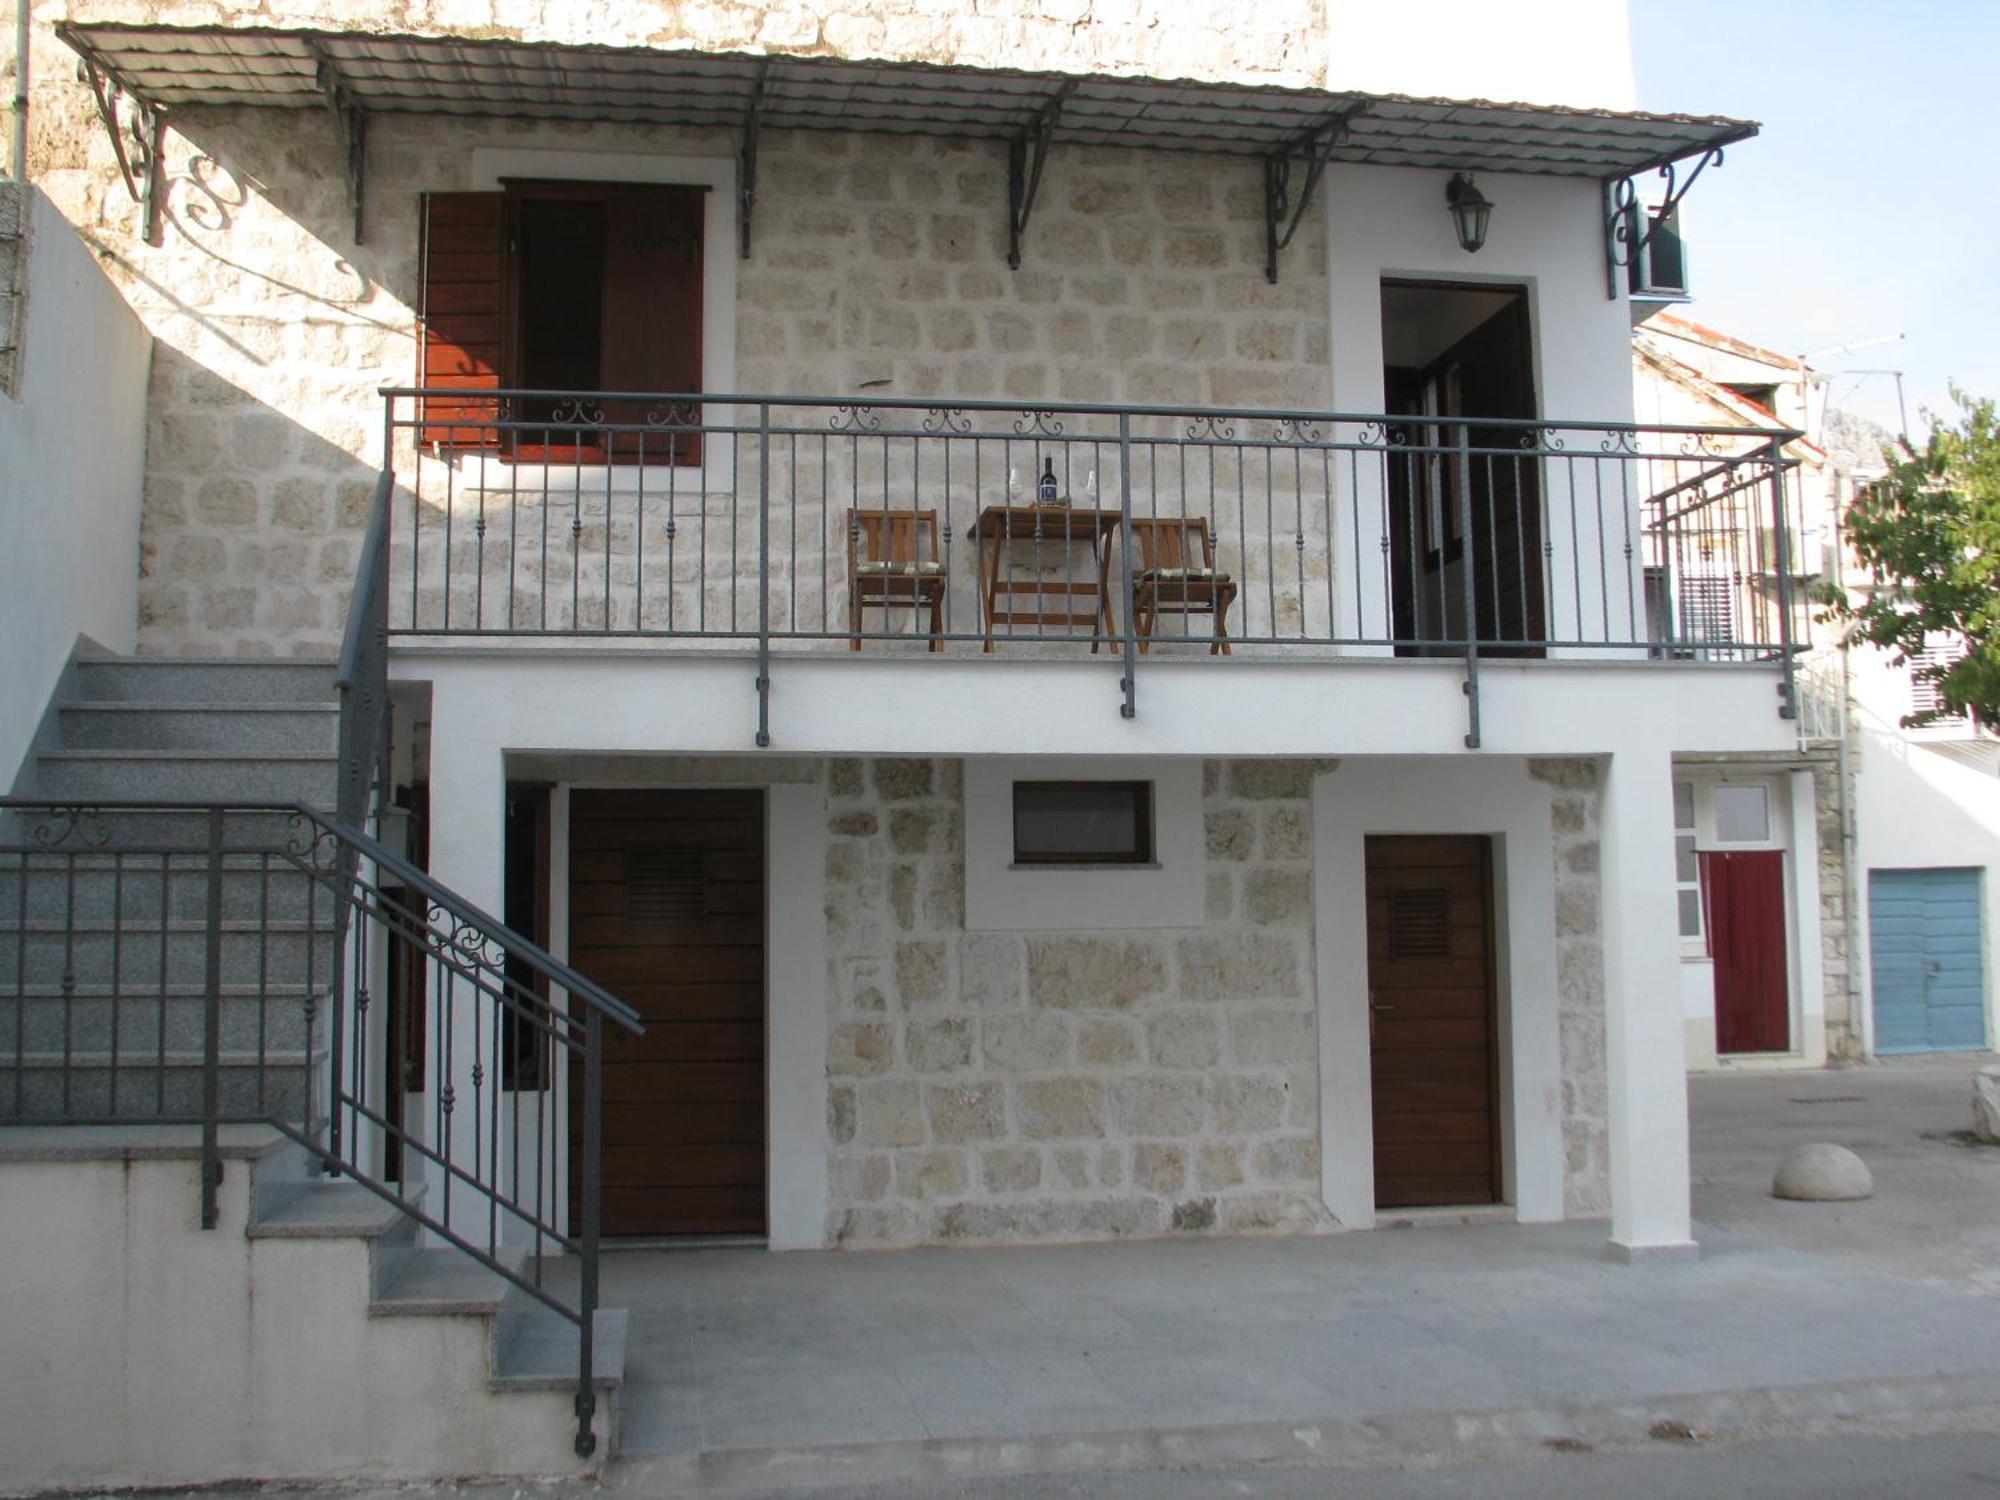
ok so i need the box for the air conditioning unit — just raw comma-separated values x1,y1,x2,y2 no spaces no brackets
1626,203,1691,301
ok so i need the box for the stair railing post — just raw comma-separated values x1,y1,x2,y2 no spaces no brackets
1767,436,1799,720
755,400,773,748
1456,421,1482,749
574,1003,603,1457
1117,410,1138,720
200,807,225,1229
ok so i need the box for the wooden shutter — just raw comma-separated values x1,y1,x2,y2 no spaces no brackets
600,184,707,463
417,191,505,450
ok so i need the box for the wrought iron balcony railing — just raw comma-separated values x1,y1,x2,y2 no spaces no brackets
369,389,1809,746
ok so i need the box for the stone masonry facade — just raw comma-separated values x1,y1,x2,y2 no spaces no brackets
823,755,1331,1246
17,0,1333,658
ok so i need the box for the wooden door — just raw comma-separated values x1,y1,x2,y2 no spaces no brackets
1704,850,1789,1055
1366,835,1500,1208
569,789,766,1236
1870,868,1988,1054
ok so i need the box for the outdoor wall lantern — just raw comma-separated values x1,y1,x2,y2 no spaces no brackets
1446,172,1493,254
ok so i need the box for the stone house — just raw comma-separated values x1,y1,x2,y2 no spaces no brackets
1634,311,2000,1069
0,0,1807,1486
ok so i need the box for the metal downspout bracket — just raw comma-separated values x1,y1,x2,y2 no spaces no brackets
305,42,367,244
739,59,769,258
1007,83,1072,269
1263,110,1352,284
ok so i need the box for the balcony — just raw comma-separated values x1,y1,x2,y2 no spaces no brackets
366,390,1809,748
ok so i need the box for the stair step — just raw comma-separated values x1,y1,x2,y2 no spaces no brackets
71,658,339,704
373,1247,518,1318
492,1300,629,1392
248,1180,414,1240
60,702,339,753
23,751,337,804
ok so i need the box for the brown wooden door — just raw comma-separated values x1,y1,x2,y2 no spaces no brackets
1705,850,1790,1054
1365,834,1500,1208
569,789,766,1236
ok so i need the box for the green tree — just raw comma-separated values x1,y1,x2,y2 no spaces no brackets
1823,389,2000,728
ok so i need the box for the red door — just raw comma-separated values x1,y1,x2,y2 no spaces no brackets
1704,850,1789,1054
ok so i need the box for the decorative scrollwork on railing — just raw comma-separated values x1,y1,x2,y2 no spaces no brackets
922,406,973,435
1678,430,1734,458
1184,414,1236,442
423,901,509,978
25,806,114,850
1520,427,1568,453
548,398,607,427
830,404,884,434
644,400,700,429
1014,409,1065,437
1270,417,1325,445
1353,420,1394,449
1597,429,1641,455
284,814,346,874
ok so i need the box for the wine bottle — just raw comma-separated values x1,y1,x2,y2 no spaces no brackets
1038,457,1060,506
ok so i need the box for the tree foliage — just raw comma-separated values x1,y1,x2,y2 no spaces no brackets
1823,389,2000,727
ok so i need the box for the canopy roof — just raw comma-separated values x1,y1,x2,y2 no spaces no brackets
57,22,1756,179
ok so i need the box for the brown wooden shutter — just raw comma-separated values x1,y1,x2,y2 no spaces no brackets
601,184,706,463
417,191,505,450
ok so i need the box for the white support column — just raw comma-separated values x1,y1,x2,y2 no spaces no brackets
1599,744,1698,1259
766,784,829,1250
417,696,506,1239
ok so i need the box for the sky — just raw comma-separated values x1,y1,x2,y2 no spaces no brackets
1629,0,1997,438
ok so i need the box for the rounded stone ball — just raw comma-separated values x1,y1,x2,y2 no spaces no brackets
1771,1142,1874,1202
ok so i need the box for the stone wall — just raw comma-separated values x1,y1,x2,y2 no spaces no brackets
822,755,1329,1246
0,184,19,398
1528,757,1609,1216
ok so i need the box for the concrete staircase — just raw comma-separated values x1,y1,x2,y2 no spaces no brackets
0,1125,624,1488
1,655,342,1122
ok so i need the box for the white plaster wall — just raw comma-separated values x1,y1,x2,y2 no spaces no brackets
1312,757,1565,1229
0,1149,589,1491
1326,0,1636,110
0,187,148,786
1847,651,2000,1054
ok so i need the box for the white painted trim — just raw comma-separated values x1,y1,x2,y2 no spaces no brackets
964,757,1204,930
464,147,740,491
1312,759,1563,1230
766,784,829,1250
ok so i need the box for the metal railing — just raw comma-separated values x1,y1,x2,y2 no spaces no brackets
0,798,643,1457
377,389,1809,745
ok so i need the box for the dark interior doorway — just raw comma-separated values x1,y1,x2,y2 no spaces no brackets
1381,281,1545,656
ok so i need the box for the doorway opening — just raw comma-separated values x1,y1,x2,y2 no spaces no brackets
1381,280,1544,656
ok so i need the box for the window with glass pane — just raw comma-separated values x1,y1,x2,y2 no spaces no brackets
1012,781,1154,865
1672,782,1702,940
1712,784,1770,842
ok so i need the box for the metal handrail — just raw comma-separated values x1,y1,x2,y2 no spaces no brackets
0,796,642,1457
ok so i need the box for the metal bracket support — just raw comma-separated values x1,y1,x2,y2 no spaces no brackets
1602,145,1723,299
739,59,769,259
81,59,166,248
1007,83,1072,269
1263,111,1351,284
306,42,367,244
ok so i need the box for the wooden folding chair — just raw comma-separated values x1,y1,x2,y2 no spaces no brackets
847,509,947,651
1128,516,1237,655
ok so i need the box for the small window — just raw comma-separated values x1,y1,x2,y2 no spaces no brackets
1672,780,1702,942
1712,784,1770,843
1012,781,1154,866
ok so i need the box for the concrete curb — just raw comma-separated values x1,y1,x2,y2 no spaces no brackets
608,1373,2000,1494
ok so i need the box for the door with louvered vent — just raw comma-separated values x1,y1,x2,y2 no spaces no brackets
569,789,766,1236
1364,835,1500,1208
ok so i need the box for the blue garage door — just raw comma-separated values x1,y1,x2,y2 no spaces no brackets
1870,868,1987,1054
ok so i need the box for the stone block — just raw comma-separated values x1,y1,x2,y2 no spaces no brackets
1196,1141,1245,1190
1163,229,1228,269
828,758,865,798
1219,1190,1331,1233
829,1151,890,1202
1529,758,1600,791
1204,808,1255,861
889,807,943,854
1209,1074,1288,1133
1254,1134,1318,1183
890,864,918,932
1076,1019,1139,1066
907,1018,974,1073
196,478,258,526
1246,868,1312,925
896,941,949,1009
874,758,935,800
1206,872,1235,921
857,1080,926,1148
1178,932,1302,1002
959,934,1025,1010
1147,1011,1221,1069
830,809,880,838
928,1083,1007,1143
1015,1077,1107,1139
1053,1148,1093,1190
1262,806,1312,860
1230,1008,1316,1066
829,1021,896,1076
1133,1141,1188,1193
1110,1075,1206,1137
1026,935,1170,1010
1171,1196,1218,1231
1229,759,1316,800
924,862,965,929
980,1012,1073,1071
895,1148,969,1200
980,1146,1042,1194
